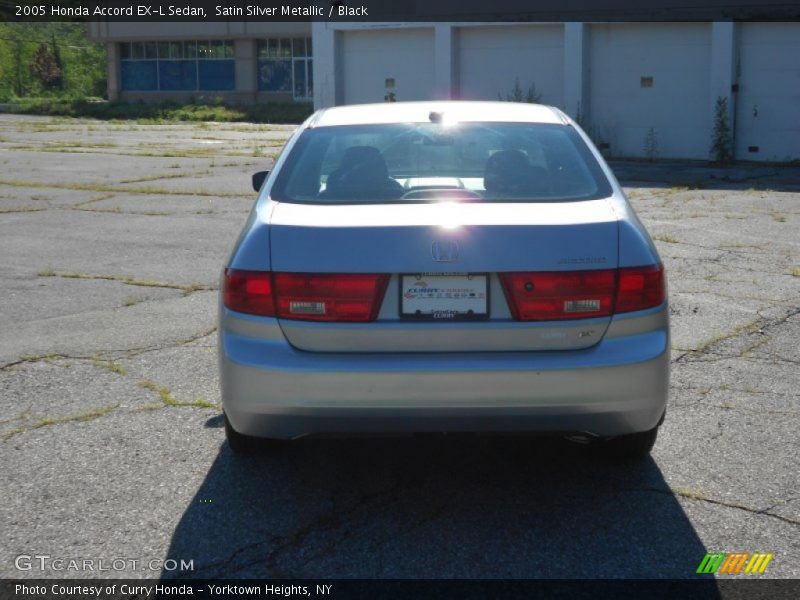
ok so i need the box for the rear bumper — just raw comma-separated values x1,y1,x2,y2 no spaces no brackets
219,307,670,439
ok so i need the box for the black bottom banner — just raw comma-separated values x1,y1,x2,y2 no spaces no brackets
3,579,800,600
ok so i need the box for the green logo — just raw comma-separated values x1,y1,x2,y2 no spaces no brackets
697,552,773,574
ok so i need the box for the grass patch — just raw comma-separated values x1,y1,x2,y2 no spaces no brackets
674,488,706,502
75,206,121,214
138,379,219,409
789,267,800,277
12,352,66,367
9,141,120,151
38,270,215,295
138,402,165,412
771,212,787,223
122,295,146,307
74,193,117,208
719,243,762,250
0,411,29,426
694,317,762,354
139,379,176,404
3,352,65,370
0,177,248,198
666,186,689,194
185,397,219,409
652,234,679,244
2,405,118,442
5,98,313,124
118,172,192,184
92,358,127,376
0,206,47,213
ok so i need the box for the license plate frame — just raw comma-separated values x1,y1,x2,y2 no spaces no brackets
399,273,489,321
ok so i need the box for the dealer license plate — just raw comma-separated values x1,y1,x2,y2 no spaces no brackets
400,273,488,320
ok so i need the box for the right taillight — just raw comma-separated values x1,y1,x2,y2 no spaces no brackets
614,264,665,314
500,270,616,321
500,264,665,321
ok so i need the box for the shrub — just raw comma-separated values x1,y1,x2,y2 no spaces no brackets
710,96,733,164
4,97,314,124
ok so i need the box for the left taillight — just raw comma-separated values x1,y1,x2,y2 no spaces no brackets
222,270,389,322
273,273,390,322
223,269,275,316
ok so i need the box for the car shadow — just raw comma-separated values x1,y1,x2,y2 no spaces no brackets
163,429,719,586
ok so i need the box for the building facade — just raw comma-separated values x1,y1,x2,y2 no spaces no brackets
90,21,800,162
313,21,800,162
88,22,313,104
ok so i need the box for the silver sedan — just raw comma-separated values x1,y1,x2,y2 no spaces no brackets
219,101,669,458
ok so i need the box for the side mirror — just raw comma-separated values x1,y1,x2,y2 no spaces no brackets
252,171,270,192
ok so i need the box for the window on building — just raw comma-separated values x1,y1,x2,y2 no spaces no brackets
120,40,235,92
257,37,313,99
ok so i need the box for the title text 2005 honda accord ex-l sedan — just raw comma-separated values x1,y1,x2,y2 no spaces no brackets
219,101,669,458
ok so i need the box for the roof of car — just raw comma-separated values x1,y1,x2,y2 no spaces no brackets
309,101,567,128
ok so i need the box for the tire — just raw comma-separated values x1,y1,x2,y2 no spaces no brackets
600,425,659,461
224,413,288,455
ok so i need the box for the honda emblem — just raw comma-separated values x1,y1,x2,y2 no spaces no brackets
431,241,460,262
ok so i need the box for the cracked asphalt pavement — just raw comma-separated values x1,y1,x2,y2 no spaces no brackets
0,115,798,579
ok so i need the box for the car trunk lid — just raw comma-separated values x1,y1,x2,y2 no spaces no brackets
269,199,619,352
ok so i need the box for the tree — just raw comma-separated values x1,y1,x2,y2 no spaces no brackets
30,42,62,90
12,38,26,96
644,127,658,162
1,23,107,100
50,34,64,89
710,96,733,165
525,82,541,104
499,78,542,104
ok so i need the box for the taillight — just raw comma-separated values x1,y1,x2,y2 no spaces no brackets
500,270,616,321
615,265,665,314
273,273,390,322
223,269,275,316
500,265,665,321
223,270,389,321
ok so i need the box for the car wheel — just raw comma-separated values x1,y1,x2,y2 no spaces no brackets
224,413,287,455
600,425,659,461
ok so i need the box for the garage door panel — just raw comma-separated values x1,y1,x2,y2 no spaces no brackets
593,53,709,74
341,29,435,105
589,23,712,160
457,26,564,107
735,23,800,161
739,77,800,99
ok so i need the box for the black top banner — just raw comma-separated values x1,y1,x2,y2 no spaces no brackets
4,0,800,22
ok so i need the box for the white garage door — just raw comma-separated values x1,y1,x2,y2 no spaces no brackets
735,23,800,162
457,25,564,108
341,28,435,105
589,23,712,160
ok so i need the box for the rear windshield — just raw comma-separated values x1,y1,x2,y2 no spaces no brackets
270,122,612,204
